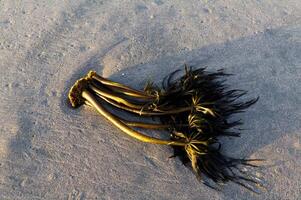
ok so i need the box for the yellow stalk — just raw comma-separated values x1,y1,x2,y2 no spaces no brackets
97,94,192,116
123,121,171,129
90,84,143,110
86,100,186,129
88,71,154,99
82,90,187,146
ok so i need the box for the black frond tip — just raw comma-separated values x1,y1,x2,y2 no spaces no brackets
157,66,261,192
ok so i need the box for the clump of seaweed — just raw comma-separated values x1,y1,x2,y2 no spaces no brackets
68,65,263,193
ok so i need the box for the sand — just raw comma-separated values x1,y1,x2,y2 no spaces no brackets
0,0,300,199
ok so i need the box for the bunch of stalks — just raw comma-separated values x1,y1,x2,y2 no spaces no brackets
68,65,262,192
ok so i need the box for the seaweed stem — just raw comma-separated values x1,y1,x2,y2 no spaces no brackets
82,89,192,146
88,71,155,99
97,94,192,116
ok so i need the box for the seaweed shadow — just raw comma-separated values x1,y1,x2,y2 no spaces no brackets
95,25,301,197
59,24,301,199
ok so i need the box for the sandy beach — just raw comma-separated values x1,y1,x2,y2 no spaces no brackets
0,1,301,199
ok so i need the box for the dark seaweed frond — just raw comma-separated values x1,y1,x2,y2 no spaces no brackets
153,66,260,191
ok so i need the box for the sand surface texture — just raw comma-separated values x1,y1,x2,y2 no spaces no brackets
0,1,301,199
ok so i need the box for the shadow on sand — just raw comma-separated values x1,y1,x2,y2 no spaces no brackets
62,24,301,198
7,19,301,198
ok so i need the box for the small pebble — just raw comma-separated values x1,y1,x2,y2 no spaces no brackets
204,8,212,14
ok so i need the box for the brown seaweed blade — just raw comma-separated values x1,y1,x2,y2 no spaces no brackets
154,66,262,192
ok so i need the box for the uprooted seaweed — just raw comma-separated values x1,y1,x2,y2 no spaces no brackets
68,65,263,193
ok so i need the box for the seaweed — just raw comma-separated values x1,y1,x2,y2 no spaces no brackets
68,65,263,193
